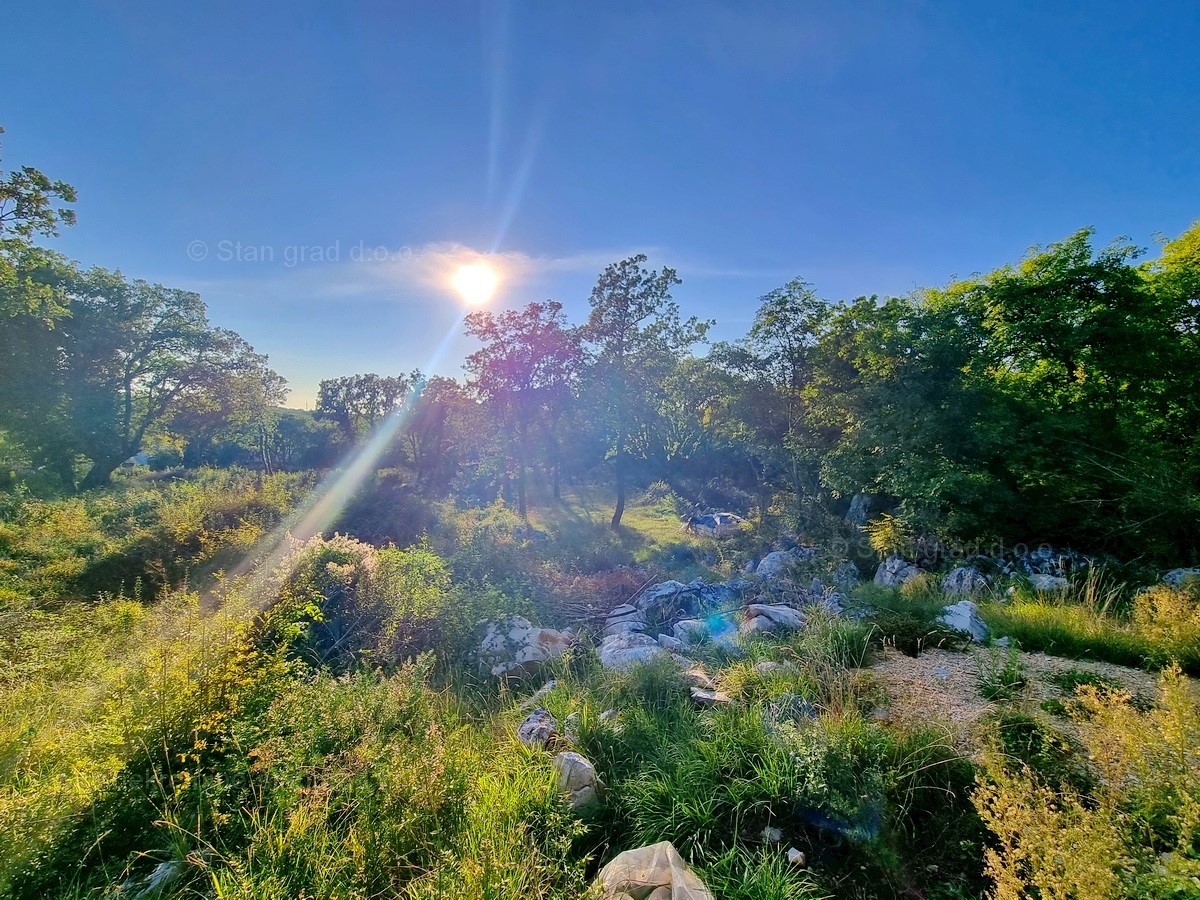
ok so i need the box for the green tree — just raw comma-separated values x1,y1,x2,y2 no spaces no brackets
464,300,581,517
582,255,709,528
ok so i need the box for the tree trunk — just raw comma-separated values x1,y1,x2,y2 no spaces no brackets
79,457,120,491
610,444,626,530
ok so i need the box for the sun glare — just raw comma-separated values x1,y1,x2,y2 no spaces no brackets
452,262,499,305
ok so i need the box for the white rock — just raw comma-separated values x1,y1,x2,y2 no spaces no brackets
761,826,783,843
756,549,801,581
598,632,668,671
635,581,691,616
553,751,601,811
743,603,808,630
657,633,686,652
937,600,989,642
690,686,732,706
673,618,709,644
786,847,807,867
479,616,574,677
594,841,714,900
942,566,988,597
874,556,924,588
1029,573,1069,593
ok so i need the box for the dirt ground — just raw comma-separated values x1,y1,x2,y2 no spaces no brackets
866,644,1164,746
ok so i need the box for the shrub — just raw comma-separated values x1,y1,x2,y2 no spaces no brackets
977,647,1028,701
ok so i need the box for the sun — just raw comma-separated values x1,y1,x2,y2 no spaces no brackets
452,262,499,306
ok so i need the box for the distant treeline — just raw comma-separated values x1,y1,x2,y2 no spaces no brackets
3,131,1199,560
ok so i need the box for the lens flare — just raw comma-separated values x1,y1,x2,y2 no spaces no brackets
452,262,499,305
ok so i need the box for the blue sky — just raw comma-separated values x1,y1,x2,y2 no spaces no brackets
5,1,1199,406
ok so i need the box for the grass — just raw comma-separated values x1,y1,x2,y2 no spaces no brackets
6,474,1200,899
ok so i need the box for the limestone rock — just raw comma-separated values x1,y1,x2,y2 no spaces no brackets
635,581,691,617
553,751,600,811
942,566,989,597
594,841,714,900
690,686,732,707
517,707,556,748
598,632,668,671
874,556,924,588
479,616,574,677
937,599,989,642
673,618,709,644
742,603,807,632
1029,573,1069,593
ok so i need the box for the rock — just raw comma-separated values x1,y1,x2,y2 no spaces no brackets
553,751,600,810
479,616,574,677
832,560,861,589
604,606,648,636
635,581,691,617
846,492,874,526
761,826,782,843
683,666,716,690
673,618,709,644
517,708,556,748
1019,546,1090,578
786,847,807,867
1164,568,1200,589
756,549,804,581
594,841,714,900
688,578,738,607
994,636,1011,649
942,566,989,597
814,591,846,615
754,660,782,676
740,615,778,636
656,633,686,652
690,686,732,706
743,603,808,631
599,708,618,723
937,599,989,642
931,665,951,679
512,523,549,543
1029,573,1069,593
874,556,924,588
598,632,668,671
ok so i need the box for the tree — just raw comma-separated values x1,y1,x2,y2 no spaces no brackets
582,255,709,528
315,373,412,443
464,300,581,517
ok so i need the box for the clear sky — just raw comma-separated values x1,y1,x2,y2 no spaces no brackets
5,1,1199,406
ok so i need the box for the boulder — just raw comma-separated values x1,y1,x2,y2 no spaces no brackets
1029,573,1069,593
634,581,691,617
874,556,924,588
1164,568,1200,589
688,578,738,607
756,549,805,581
598,632,668,671
594,841,714,900
553,751,600,811
479,616,574,677
605,604,649,636
517,708,556,748
673,618,709,644
937,600,989,642
942,566,989,597
743,603,808,631
739,615,777,636
686,511,747,538
683,666,716,691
